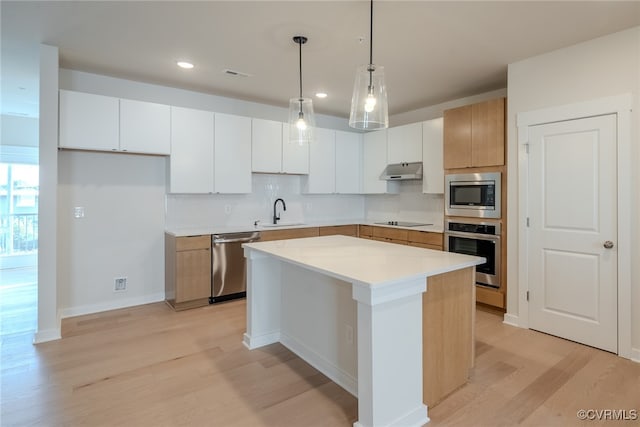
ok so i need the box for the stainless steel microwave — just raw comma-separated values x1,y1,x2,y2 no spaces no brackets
445,172,501,219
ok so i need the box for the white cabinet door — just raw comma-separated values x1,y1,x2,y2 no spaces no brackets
362,129,398,194
169,106,214,194
252,118,282,173
335,131,362,194
304,127,335,194
120,99,170,155
214,113,252,193
387,122,422,164
282,124,310,174
59,90,119,151
422,118,444,194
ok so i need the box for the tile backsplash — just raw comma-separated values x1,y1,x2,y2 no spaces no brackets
165,174,444,229
365,180,444,226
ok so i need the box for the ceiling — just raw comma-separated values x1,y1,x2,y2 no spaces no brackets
2,1,639,120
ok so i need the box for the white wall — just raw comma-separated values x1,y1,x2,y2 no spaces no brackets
1,115,38,147
390,88,507,127
57,151,167,317
506,27,640,353
36,44,60,342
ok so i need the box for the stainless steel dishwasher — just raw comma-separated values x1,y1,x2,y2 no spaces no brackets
210,231,260,303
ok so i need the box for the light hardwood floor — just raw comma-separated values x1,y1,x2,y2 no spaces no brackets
1,300,638,426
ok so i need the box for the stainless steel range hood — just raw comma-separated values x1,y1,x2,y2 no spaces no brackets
379,162,423,180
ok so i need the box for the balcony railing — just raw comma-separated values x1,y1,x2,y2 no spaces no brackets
0,214,38,255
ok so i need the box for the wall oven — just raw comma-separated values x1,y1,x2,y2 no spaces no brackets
445,172,501,219
444,219,501,289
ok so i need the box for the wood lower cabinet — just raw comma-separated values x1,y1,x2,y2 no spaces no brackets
259,227,320,242
318,225,358,237
358,225,443,251
372,226,408,245
165,234,211,311
407,230,443,251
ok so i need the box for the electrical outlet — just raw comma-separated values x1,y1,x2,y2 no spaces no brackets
74,207,85,218
305,202,312,212
114,277,127,292
345,325,353,345
224,204,232,214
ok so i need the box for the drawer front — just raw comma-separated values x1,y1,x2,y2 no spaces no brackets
259,227,319,242
319,225,358,237
407,231,443,246
372,226,408,241
359,225,373,238
408,242,442,251
176,235,211,251
372,236,408,245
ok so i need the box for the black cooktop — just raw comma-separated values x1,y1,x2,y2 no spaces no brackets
374,221,433,227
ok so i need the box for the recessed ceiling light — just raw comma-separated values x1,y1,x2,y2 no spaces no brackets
176,61,194,69
315,92,328,98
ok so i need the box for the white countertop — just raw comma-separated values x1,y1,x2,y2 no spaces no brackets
166,219,444,237
243,235,482,287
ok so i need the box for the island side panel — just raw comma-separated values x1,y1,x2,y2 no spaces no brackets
279,263,358,396
354,282,429,427
243,249,283,349
422,266,475,407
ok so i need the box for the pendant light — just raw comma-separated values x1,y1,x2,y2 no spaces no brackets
349,0,388,130
288,35,315,145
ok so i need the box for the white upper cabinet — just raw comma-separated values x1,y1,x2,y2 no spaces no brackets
387,122,423,164
422,118,444,194
251,119,309,174
119,99,170,155
304,127,336,194
282,124,310,174
169,106,214,194
251,118,282,173
59,90,170,155
59,90,119,151
335,131,362,194
362,129,399,194
214,113,252,194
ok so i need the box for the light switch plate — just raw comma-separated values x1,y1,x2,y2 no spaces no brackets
74,207,85,218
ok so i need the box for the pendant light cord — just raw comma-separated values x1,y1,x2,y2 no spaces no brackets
299,38,303,100
369,0,373,66
368,0,374,91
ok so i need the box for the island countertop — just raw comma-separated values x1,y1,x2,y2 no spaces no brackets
243,234,484,287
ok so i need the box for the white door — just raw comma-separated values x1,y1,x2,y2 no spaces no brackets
527,114,617,353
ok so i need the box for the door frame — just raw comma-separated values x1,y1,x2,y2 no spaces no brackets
516,94,632,359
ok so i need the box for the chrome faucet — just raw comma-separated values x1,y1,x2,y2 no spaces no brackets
273,198,286,224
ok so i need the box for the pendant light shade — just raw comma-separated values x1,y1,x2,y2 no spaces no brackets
288,97,314,145
349,0,389,130
288,35,314,145
349,64,388,130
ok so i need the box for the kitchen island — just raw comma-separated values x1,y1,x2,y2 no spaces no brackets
243,235,484,427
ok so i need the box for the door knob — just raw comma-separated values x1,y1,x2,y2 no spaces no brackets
603,241,614,249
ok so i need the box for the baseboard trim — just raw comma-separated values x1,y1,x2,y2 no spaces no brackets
503,313,520,327
59,292,165,319
631,348,640,363
242,331,280,350
280,332,358,397
33,328,62,344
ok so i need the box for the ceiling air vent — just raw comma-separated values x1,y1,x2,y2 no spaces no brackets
223,69,251,78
